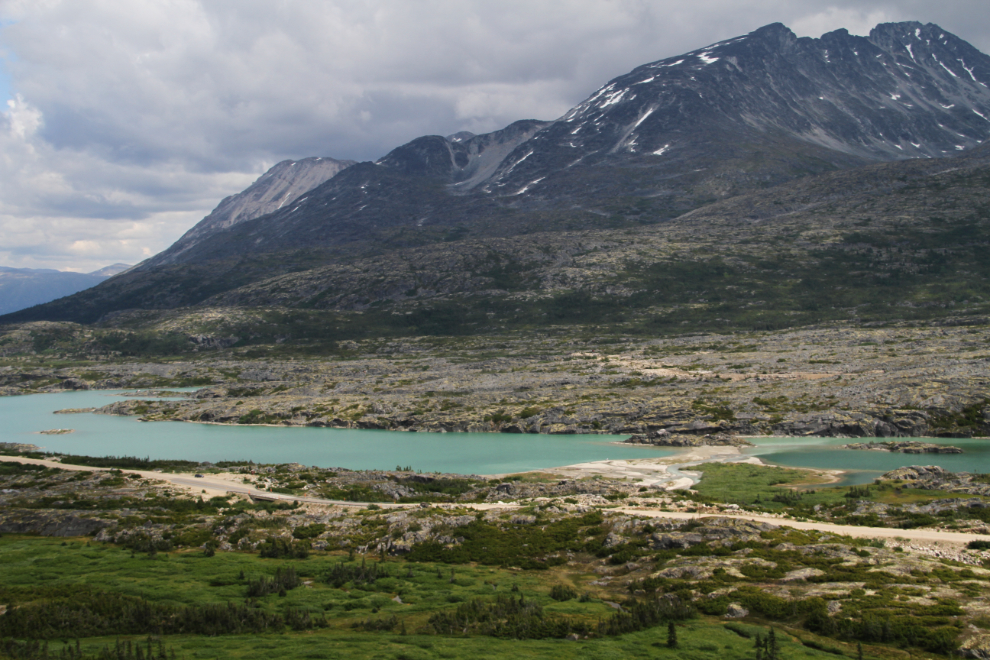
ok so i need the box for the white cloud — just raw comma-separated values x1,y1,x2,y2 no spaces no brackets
6,94,40,139
0,0,988,270
0,93,256,271
791,8,897,38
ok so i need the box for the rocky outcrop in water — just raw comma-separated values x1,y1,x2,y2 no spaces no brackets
625,431,752,447
843,441,963,453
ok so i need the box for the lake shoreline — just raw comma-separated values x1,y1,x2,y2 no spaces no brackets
5,390,986,485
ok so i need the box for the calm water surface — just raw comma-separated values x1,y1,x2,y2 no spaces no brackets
4,391,988,479
0,390,672,474
743,436,990,486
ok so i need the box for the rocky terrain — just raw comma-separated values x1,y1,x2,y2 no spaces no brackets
4,456,990,656
2,321,986,440
882,465,990,495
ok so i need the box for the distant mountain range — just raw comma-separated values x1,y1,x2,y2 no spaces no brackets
0,264,131,316
4,20,990,330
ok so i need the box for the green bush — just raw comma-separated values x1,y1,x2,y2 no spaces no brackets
257,538,309,559
549,585,577,601
292,523,326,539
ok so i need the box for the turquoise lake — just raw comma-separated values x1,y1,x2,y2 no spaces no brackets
2,391,988,479
0,390,673,474
742,436,990,486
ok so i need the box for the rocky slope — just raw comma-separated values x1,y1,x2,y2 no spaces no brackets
5,321,987,439
168,21,990,261
146,156,355,267
6,133,989,328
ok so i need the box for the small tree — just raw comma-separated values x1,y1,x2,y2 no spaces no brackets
767,628,779,660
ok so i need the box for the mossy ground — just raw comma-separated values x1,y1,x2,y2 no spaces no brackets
0,536,878,660
687,462,990,529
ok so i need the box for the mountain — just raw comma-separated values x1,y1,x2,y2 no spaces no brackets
147,156,355,267
0,264,131,316
165,140,990,332
5,20,990,327
158,21,990,264
88,263,133,278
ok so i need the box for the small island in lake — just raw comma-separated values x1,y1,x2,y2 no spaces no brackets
842,440,963,454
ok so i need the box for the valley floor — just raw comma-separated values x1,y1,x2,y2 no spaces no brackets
2,320,987,440
4,449,990,659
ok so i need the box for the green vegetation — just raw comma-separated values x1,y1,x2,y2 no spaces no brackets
688,462,990,529
45,455,253,473
688,463,842,510
2,451,983,659
0,535,899,659
405,512,607,569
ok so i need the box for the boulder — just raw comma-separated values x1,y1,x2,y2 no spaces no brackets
959,634,990,659
604,532,626,548
881,465,950,481
781,567,826,582
725,603,749,618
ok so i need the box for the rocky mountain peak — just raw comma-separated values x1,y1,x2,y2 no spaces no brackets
127,20,990,268
144,155,355,268
749,22,799,48
477,21,990,200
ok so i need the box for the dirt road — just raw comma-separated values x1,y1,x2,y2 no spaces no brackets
3,454,987,548
615,507,989,548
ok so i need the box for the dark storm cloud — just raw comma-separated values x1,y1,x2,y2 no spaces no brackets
0,0,987,270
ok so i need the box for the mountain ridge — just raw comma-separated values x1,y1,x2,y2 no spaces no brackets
147,156,355,267
4,20,990,328
154,20,990,265
0,263,133,316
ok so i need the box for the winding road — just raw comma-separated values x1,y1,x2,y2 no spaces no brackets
3,454,988,547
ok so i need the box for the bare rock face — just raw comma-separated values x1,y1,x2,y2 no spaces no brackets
146,156,355,266
57,377,89,390
877,409,931,437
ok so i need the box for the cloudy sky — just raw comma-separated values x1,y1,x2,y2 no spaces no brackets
0,1,987,272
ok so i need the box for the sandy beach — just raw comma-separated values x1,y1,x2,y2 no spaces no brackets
541,444,766,489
